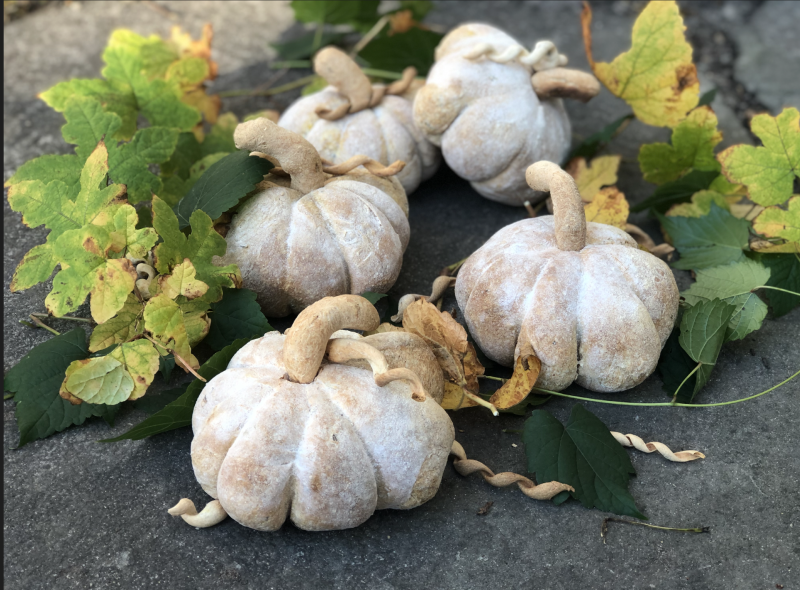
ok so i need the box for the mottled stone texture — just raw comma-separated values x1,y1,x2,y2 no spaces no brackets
4,2,799,589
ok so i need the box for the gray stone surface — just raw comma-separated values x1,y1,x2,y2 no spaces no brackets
4,2,799,589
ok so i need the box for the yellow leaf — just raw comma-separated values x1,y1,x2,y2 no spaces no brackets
157,258,209,300
752,196,800,243
440,382,479,410
488,348,541,410
583,187,630,229
109,340,160,400
566,155,621,201
582,1,699,128
749,240,800,254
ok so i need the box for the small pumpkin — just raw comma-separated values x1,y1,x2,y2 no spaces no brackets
222,118,410,317
279,47,440,195
413,23,599,206
181,295,454,531
455,161,680,392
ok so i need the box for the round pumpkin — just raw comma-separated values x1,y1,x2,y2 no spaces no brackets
413,23,598,206
189,296,454,531
222,118,410,317
455,161,680,392
279,47,440,195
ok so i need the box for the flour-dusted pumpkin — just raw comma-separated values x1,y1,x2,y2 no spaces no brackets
413,23,599,206
279,47,440,194
455,162,680,392
222,118,410,317
179,295,454,531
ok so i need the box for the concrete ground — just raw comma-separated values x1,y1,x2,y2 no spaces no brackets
4,1,799,588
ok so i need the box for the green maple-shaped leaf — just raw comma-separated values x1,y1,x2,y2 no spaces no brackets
7,179,81,238
102,336,256,441
152,196,241,303
360,28,444,76
682,259,771,341
205,287,273,350
718,107,800,207
157,258,209,300
108,339,160,400
761,252,800,317
143,293,200,370
61,95,122,161
10,239,59,292
107,204,158,260
89,293,145,352
659,203,750,270
4,329,119,447
524,405,646,519
677,299,737,397
630,169,720,214
639,106,722,185
753,196,800,243
4,154,83,198
61,355,134,405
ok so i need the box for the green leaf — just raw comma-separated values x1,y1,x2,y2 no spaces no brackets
10,240,59,292
4,329,118,446
682,259,771,341
697,88,717,108
158,354,176,383
360,292,387,305
638,106,722,185
157,258,209,300
201,112,240,157
132,387,186,415
205,287,273,351
631,169,719,213
658,203,750,270
101,336,256,441
359,28,444,76
174,151,273,229
291,0,380,25
61,356,134,405
143,293,199,371
108,204,158,260
658,328,710,402
398,0,433,20
61,95,123,161
752,196,800,243
568,114,633,161
524,405,646,519
4,154,83,196
718,107,800,207
160,131,202,179
89,293,144,352
109,126,180,203
271,30,345,61
679,298,736,366
7,180,81,238
761,253,800,317
108,339,160,400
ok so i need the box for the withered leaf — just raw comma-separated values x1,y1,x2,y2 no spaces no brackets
489,346,541,410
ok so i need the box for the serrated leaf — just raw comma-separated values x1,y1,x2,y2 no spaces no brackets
639,106,722,184
666,190,736,218
66,140,128,224
4,154,83,195
682,259,771,341
718,108,800,206
102,336,255,441
89,293,144,352
658,328,710,402
157,258,209,300
10,240,59,292
631,169,720,214
761,252,800,317
91,258,138,323
583,0,698,128
752,196,800,243
108,204,158,259
61,95,123,161
566,155,621,201
173,151,273,229
7,180,81,237
658,203,750,270
152,196,241,302
160,131,202,179
200,112,239,156
524,405,646,519
568,114,634,161
205,287,273,350
180,298,212,347
60,356,134,405
108,340,160,400
109,126,180,203
359,28,444,76
583,187,629,229
291,0,380,25
143,293,199,371
679,298,737,366
4,329,118,446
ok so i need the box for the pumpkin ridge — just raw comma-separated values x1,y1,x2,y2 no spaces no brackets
373,104,422,189
332,181,409,252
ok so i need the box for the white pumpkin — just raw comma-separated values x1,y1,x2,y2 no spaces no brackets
222,118,410,317
279,47,440,195
413,23,599,206
455,162,680,392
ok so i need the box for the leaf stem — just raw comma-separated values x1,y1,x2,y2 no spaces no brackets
27,315,61,336
312,22,325,53
479,374,507,383
4,393,15,400
218,75,317,98
758,285,800,297
601,517,709,543
351,14,390,56
30,312,93,324
671,362,701,404
462,390,499,416
362,68,405,80
270,60,312,69
143,335,206,383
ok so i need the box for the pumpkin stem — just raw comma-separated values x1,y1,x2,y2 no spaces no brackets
168,498,228,528
233,118,326,195
525,161,587,251
283,295,381,384
391,276,456,322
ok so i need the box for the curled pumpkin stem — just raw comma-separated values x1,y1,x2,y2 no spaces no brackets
392,276,456,322
610,432,705,462
464,40,567,71
322,155,406,177
168,498,228,528
450,441,573,500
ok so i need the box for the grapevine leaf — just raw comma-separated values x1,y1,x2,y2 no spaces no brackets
291,0,380,25
4,154,83,196
60,356,134,405
682,259,771,341
583,0,698,128
583,187,629,229
566,155,621,201
108,340,160,400
89,293,144,352
157,258,209,300
631,169,721,214
524,405,646,519
143,293,199,371
752,196,800,243
639,106,722,184
102,336,255,441
205,287,273,351
679,298,737,367
7,180,80,237
359,28,444,76
761,253,800,317
718,108,800,206
658,203,750,270
568,114,634,161
174,151,273,229
61,96,122,160
4,329,119,447
10,240,59,292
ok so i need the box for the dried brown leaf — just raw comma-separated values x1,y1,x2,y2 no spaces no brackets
489,347,541,409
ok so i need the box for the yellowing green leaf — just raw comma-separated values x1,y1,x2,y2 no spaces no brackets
566,155,621,200
157,258,209,300
10,240,59,292
107,204,158,259
143,293,199,370
7,179,79,238
108,340,160,400
89,294,144,352
583,187,630,229
62,140,127,226
718,108,800,206
752,196,800,243
4,154,83,196
639,106,722,184
180,298,212,347
60,356,134,405
91,258,138,324
584,0,698,127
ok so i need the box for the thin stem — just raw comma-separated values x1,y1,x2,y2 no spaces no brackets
31,312,92,324
5,393,15,400
479,374,507,383
671,362,700,404
268,61,406,81
463,390,499,416
361,68,404,80
351,14,390,56
312,22,325,53
601,517,709,543
758,285,800,297
19,319,37,330
218,75,317,98
28,315,60,336
270,60,312,69
143,335,206,383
